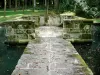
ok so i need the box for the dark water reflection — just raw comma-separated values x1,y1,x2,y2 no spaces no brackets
0,27,26,75
72,42,100,75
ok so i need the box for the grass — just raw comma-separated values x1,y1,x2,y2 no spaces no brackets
0,9,58,23
0,10,46,16
0,9,46,23
0,10,32,16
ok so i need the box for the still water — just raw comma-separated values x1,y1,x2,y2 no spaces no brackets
0,27,27,75
72,42,100,75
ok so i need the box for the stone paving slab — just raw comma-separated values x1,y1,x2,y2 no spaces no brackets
12,26,93,75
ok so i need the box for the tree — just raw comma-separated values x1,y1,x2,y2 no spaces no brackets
22,0,25,14
32,0,36,11
54,0,59,9
9,0,11,9
4,0,6,17
45,0,47,7
15,0,17,11
25,0,27,9
45,0,49,25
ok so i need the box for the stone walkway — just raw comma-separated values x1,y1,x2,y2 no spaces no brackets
40,16,60,26
11,26,93,75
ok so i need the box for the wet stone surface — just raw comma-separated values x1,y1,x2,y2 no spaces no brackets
12,26,93,75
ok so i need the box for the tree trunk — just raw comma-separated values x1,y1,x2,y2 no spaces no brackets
25,0,27,9
32,0,36,11
54,0,59,9
45,0,47,7
9,0,11,9
54,0,59,12
4,0,6,17
45,0,49,25
15,0,17,12
18,0,21,9
29,0,32,7
34,0,36,7
23,0,25,14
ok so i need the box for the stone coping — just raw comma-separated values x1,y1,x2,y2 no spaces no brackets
63,19,93,22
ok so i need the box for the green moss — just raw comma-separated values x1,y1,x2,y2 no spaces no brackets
73,54,93,75
24,48,28,51
73,54,88,67
18,39,30,43
70,39,92,43
94,19,100,23
24,48,32,54
24,51,32,54
31,37,41,43
7,39,30,43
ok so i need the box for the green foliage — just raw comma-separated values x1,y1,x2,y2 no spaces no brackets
59,0,100,18
59,0,76,12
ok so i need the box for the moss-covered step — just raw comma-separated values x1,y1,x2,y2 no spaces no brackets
94,19,100,23
4,39,30,45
